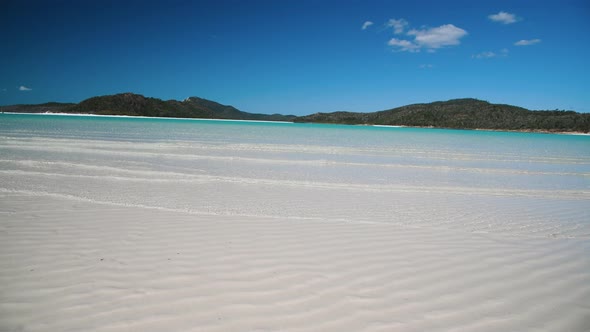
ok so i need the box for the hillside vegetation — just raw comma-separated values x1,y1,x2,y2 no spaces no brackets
2,102,75,114
4,95,589,133
294,98,590,132
4,93,295,122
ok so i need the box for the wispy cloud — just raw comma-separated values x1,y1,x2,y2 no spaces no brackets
361,21,374,30
473,48,509,59
488,11,519,24
386,18,408,34
19,85,32,91
514,38,541,46
473,51,497,59
419,64,434,69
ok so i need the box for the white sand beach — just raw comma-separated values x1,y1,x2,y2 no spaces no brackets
1,118,589,331
1,192,589,331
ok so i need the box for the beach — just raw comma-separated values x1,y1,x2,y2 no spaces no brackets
1,114,589,331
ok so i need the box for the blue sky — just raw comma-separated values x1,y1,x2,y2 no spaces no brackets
1,0,589,114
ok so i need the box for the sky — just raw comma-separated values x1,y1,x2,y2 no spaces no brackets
1,0,589,115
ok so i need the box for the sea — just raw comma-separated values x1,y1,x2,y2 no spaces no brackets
1,113,589,238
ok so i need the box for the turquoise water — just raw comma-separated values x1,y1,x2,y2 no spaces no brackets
2,113,588,151
1,113,589,237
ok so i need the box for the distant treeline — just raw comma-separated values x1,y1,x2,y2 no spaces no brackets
3,94,589,133
3,93,295,122
294,98,590,133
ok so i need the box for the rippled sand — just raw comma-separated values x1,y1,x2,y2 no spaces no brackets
1,120,589,331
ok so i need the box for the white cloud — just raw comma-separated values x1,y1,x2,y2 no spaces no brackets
473,51,496,59
407,24,467,49
19,85,32,91
473,48,509,59
361,21,374,30
514,38,541,46
419,64,434,69
384,20,467,53
488,11,518,24
386,18,408,34
387,38,420,52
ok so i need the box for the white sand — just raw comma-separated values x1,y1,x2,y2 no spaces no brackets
1,192,589,331
1,131,589,331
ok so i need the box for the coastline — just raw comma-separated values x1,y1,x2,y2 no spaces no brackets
370,123,589,136
2,111,295,124
3,112,588,135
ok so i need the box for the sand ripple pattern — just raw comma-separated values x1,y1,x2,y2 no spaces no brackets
1,194,589,332
1,122,590,331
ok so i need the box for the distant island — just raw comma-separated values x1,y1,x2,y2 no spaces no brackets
2,93,296,122
3,93,589,133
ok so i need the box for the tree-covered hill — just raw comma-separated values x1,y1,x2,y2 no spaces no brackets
294,98,590,133
66,93,296,121
4,93,295,122
4,95,589,133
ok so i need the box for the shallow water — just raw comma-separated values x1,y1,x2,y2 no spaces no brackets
1,113,589,238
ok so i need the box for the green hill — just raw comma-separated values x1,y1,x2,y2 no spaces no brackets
4,93,295,122
4,95,589,132
294,98,590,133
64,93,296,121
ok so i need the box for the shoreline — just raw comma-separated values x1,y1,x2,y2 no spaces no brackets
3,111,589,135
2,111,295,124
325,122,589,136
